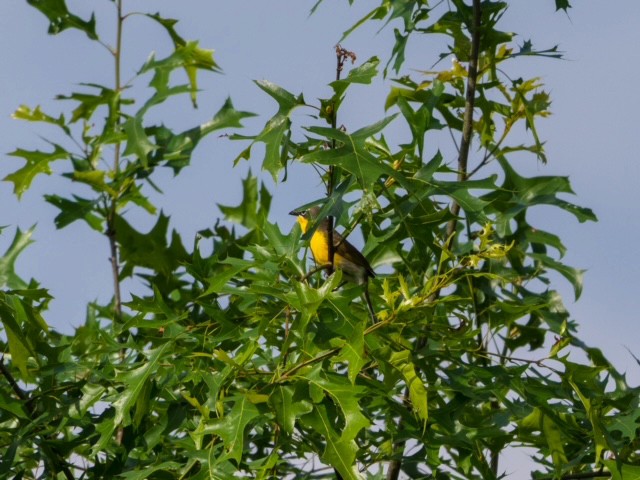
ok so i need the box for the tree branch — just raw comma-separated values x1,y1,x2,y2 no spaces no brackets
111,0,125,449
445,0,481,239
326,45,355,274
0,354,28,403
276,347,340,382
386,1,483,478
537,470,612,480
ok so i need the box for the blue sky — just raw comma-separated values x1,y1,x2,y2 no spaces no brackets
1,0,639,424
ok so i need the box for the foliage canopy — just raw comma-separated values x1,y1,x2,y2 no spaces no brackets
1,1,639,479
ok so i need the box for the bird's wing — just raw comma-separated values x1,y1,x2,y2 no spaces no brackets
332,231,375,278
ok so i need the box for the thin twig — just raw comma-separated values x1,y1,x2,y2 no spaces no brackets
277,347,341,382
0,354,28,402
537,470,611,480
300,263,333,283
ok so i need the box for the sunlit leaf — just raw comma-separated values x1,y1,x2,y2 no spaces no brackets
12,105,70,135
118,462,182,480
5,145,68,198
56,84,119,123
139,39,220,107
389,350,428,422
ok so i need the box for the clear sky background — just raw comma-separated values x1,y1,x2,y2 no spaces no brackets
1,1,639,471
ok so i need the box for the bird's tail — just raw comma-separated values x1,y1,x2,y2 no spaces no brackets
363,284,377,323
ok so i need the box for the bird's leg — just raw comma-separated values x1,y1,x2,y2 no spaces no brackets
363,283,377,324
300,263,333,283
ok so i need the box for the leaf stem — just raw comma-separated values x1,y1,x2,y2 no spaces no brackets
276,347,340,382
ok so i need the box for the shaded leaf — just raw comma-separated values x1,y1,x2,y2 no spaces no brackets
45,194,104,231
218,173,258,228
26,0,98,39
296,366,370,442
300,404,363,480
115,213,189,277
205,394,260,463
301,115,400,189
242,81,305,181
147,98,255,174
113,342,172,427
0,297,34,380
338,319,366,384
529,253,584,300
269,385,312,435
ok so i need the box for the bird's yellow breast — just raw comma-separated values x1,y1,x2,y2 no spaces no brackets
309,229,330,265
296,215,310,234
297,213,330,265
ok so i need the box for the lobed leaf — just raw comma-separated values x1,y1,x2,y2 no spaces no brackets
205,394,260,463
5,145,69,198
26,0,98,39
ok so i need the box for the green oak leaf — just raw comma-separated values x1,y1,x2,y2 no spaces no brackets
301,404,363,480
205,394,260,463
269,385,312,434
5,145,69,198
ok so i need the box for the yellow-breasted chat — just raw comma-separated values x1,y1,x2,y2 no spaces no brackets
289,206,376,322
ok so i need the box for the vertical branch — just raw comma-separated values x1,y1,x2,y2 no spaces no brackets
327,45,354,480
107,0,124,324
326,45,355,272
445,0,481,240
386,1,482,479
109,0,126,448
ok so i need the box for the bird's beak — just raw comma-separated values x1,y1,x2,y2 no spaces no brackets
289,209,304,216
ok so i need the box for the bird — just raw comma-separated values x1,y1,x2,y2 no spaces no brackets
289,206,376,322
